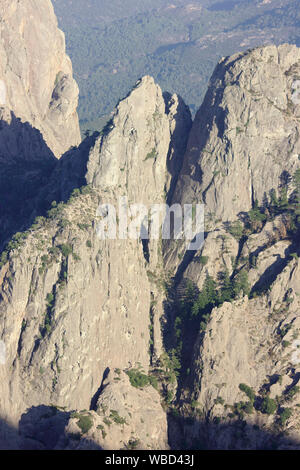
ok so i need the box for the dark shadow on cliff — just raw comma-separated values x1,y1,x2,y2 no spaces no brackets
2,407,300,450
0,110,99,251
18,405,71,450
0,406,72,450
0,416,21,450
36,130,99,211
1,405,103,450
250,250,291,297
90,367,110,411
19,405,103,450
160,235,208,396
0,112,56,250
163,92,192,206
167,412,300,450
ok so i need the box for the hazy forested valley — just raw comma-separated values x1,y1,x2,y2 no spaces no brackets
53,0,300,133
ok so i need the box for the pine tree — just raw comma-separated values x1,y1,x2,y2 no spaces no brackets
293,169,300,204
248,199,266,231
279,186,289,210
269,188,279,216
191,274,217,318
219,269,233,303
233,269,250,297
292,169,300,226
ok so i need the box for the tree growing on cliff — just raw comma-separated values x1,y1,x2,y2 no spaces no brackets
247,199,267,231
293,168,300,204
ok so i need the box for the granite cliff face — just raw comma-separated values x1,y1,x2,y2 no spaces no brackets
0,0,81,252
0,73,191,450
1,0,300,450
164,44,300,450
0,0,80,157
174,44,300,222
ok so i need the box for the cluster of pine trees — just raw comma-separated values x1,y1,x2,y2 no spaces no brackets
248,168,300,232
182,268,250,335
168,169,300,379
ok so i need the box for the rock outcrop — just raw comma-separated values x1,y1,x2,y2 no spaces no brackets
182,253,300,450
17,370,168,450
173,44,300,222
0,0,81,251
162,45,300,450
0,0,80,158
0,73,190,450
0,3,300,451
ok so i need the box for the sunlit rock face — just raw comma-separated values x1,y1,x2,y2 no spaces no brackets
0,0,81,158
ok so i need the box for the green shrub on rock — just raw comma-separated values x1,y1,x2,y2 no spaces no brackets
260,397,277,415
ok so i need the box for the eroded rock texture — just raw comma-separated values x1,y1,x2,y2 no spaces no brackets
0,0,80,157
0,0,81,250
0,2,300,449
0,73,190,451
174,44,300,221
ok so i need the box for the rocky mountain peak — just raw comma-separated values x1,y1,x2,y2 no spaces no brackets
0,0,81,158
174,43,300,222
86,75,170,199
